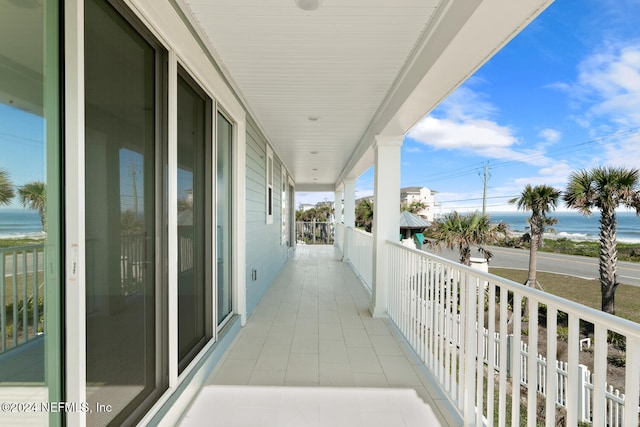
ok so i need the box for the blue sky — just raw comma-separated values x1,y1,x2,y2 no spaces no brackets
0,104,45,209
298,0,640,212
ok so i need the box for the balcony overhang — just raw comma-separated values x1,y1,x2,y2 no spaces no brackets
179,0,553,189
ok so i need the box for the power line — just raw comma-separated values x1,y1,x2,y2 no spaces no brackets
403,127,640,187
438,195,518,204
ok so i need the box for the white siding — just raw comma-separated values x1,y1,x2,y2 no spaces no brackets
245,117,290,314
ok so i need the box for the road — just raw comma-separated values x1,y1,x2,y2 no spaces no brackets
1,248,44,278
422,245,640,288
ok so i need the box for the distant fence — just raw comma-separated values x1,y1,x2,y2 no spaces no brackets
120,233,146,296
426,309,627,425
0,244,45,354
296,221,334,245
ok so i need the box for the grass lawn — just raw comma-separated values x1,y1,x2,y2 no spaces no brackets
490,268,640,324
0,238,44,249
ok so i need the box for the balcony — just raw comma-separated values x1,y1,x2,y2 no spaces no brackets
182,245,457,426
182,242,640,427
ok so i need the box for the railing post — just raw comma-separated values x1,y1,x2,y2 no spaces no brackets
624,336,640,427
463,271,478,424
506,334,513,378
577,364,588,423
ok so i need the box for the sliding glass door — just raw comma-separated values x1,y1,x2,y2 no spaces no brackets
85,0,166,424
0,1,62,425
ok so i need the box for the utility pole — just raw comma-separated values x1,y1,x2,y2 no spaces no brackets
481,162,490,215
130,162,138,216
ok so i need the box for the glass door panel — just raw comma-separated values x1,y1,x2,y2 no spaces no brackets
0,1,62,425
177,71,209,371
216,113,232,326
85,0,165,424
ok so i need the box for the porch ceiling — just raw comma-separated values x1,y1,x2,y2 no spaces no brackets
180,0,553,190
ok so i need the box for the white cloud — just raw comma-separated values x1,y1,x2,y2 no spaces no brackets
404,146,422,153
407,84,556,166
602,132,640,169
538,128,561,144
408,115,550,166
554,42,640,170
572,42,640,127
513,161,572,187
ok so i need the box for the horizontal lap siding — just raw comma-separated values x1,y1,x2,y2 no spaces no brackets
245,117,289,315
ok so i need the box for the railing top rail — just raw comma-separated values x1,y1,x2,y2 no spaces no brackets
0,243,45,253
346,226,372,237
386,240,640,339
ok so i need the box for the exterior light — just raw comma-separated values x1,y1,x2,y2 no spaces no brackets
295,0,322,11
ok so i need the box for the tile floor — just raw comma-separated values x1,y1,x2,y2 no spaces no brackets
180,245,459,427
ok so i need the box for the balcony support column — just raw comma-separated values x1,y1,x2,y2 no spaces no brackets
370,135,402,318
342,179,356,262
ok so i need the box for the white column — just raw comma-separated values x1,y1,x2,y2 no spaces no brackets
370,135,403,317
342,179,356,262
334,186,343,248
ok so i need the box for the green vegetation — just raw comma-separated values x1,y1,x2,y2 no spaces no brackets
0,168,15,206
489,268,640,324
499,236,640,263
425,211,508,266
0,238,44,248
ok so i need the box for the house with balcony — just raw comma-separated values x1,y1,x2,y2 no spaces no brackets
1,0,639,426
401,186,438,221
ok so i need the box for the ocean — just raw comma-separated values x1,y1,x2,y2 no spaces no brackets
0,209,44,239
2,207,639,243
489,211,640,244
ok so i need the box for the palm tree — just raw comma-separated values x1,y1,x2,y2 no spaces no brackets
426,211,508,266
0,168,15,206
564,166,640,315
18,181,46,231
355,199,374,232
401,200,427,214
509,184,561,289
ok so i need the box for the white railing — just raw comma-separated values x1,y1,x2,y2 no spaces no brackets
120,233,147,296
295,221,334,245
386,241,640,427
0,244,45,354
346,227,373,290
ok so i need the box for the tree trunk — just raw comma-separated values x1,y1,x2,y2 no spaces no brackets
599,209,618,315
460,245,471,266
526,216,542,287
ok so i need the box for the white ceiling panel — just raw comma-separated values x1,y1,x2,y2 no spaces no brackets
181,0,553,190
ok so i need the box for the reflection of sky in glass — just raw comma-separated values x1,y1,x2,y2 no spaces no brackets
177,168,193,202
0,104,45,209
119,148,144,214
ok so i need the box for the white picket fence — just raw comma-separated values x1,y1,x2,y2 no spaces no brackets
436,312,628,426
517,341,627,426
